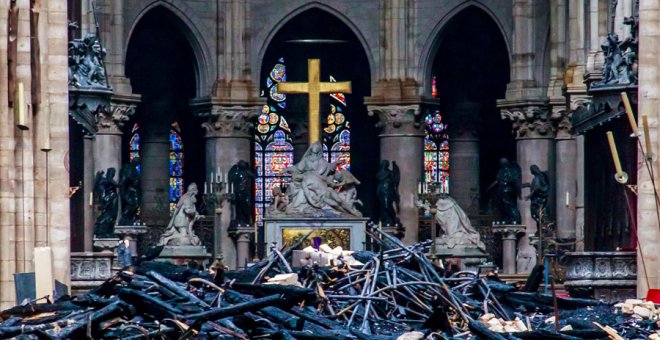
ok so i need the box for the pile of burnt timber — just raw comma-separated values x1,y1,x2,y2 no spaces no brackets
1,228,658,339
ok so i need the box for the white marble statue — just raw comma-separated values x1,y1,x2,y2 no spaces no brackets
159,183,203,246
418,195,486,252
269,142,362,218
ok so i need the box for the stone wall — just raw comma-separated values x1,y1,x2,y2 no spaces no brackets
637,0,660,297
0,0,70,308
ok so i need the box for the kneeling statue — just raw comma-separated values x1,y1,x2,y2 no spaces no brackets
159,183,203,246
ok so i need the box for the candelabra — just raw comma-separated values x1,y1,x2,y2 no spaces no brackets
415,181,447,260
202,172,233,261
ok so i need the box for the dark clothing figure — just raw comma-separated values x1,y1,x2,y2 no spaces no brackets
118,160,141,225
229,160,256,225
523,165,550,225
376,160,400,226
116,240,132,267
490,158,522,224
94,168,119,237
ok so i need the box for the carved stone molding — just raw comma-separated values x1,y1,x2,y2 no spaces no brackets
96,101,135,134
197,105,259,138
367,104,423,134
550,107,573,139
500,105,555,139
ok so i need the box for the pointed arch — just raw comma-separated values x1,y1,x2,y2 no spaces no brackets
418,2,512,94
254,2,375,84
125,2,214,96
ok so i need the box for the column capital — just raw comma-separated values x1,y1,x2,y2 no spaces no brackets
550,107,573,139
499,101,555,139
198,105,258,138
96,95,139,134
367,100,438,135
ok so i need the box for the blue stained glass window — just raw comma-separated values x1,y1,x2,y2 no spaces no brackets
129,123,141,173
169,123,184,214
323,77,351,171
255,59,293,228
424,109,449,193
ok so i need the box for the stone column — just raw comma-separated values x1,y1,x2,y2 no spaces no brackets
551,110,577,241
637,0,660,296
447,102,481,214
501,105,556,273
83,135,95,251
91,101,134,234
194,102,258,269
368,104,424,244
139,123,170,227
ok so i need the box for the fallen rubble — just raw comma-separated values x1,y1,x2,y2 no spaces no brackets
0,226,658,339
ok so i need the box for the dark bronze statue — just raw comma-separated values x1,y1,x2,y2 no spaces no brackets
489,158,522,224
229,160,256,225
93,168,119,237
376,160,400,226
118,159,141,225
68,35,108,88
523,165,550,225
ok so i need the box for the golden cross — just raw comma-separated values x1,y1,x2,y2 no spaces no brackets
278,59,351,144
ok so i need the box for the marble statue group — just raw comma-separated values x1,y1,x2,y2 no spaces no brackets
267,142,362,218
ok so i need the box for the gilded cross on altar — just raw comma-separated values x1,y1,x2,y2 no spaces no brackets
278,59,351,144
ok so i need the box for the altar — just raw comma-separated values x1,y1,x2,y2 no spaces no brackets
264,217,368,251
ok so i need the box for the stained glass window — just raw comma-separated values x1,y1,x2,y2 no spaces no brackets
424,110,449,193
255,58,294,228
129,123,141,173
322,76,350,171
169,123,184,213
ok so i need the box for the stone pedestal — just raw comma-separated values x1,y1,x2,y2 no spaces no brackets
157,246,211,266
563,251,636,302
229,225,254,269
114,225,148,256
493,224,526,274
264,218,368,251
435,246,488,273
93,237,119,253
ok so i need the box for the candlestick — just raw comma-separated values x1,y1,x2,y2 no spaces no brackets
89,192,93,207
565,191,569,206
621,92,639,136
643,115,653,160
204,182,208,194
226,181,229,194
15,82,28,130
606,131,625,180
418,182,421,194
210,171,214,184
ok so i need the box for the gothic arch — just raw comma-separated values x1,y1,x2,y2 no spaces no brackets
126,1,214,96
419,2,512,94
255,2,375,84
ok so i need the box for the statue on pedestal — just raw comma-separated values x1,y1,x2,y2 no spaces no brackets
271,142,362,217
118,159,141,226
159,183,202,246
489,158,522,224
229,160,256,226
93,168,119,237
376,160,400,226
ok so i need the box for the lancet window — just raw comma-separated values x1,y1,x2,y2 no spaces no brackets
423,110,449,192
169,123,184,213
322,76,350,171
254,58,294,227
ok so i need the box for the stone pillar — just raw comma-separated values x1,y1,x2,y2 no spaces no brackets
368,104,424,244
194,102,258,269
493,224,526,274
447,102,481,213
83,135,95,251
232,228,254,269
501,105,556,273
637,0,660,296
552,110,577,241
139,124,170,227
